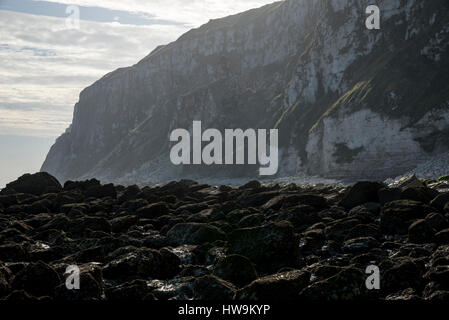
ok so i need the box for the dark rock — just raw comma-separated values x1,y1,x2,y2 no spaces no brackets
167,223,226,246
103,248,163,279
213,254,258,287
85,183,117,199
11,261,61,297
339,182,385,210
430,193,449,211
382,258,424,294
228,221,301,273
378,188,402,205
425,212,449,232
236,270,310,300
3,172,62,196
193,275,236,300
385,288,421,301
0,243,28,262
408,219,436,243
299,266,365,300
105,279,152,300
136,202,169,219
401,187,439,204
342,237,380,254
435,229,449,245
380,200,432,235
111,215,139,233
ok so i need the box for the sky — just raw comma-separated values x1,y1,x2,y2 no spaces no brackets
0,0,277,188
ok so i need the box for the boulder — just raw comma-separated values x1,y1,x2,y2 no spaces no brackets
11,261,61,297
167,223,226,246
339,182,385,210
235,270,310,300
380,200,432,235
228,221,301,273
213,254,258,287
408,219,436,243
193,275,236,300
3,172,62,195
136,202,169,219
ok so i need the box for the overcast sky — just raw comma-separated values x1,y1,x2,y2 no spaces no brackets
0,0,277,187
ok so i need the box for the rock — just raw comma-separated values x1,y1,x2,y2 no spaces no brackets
3,172,62,195
0,195,19,208
339,182,385,210
385,288,421,301
105,279,152,300
228,221,301,273
342,237,380,254
11,261,61,297
382,258,424,294
299,266,366,300
235,270,310,300
136,202,169,219
378,188,402,206
424,266,449,289
0,243,28,262
435,229,449,245
167,223,226,246
408,219,436,243
401,187,439,204
55,270,103,301
213,255,258,287
398,175,426,189
430,193,449,211
380,200,432,235
193,275,236,300
111,215,139,233
425,213,449,232
85,183,117,199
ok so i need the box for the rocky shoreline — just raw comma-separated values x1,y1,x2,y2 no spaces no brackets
1,172,449,301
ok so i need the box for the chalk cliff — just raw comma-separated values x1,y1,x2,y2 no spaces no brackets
42,0,449,184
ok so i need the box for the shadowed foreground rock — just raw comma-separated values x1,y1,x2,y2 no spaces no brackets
1,172,449,301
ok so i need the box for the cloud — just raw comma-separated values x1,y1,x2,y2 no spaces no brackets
0,0,277,137
0,10,188,137
34,0,279,26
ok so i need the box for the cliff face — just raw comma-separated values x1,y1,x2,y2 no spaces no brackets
42,0,449,184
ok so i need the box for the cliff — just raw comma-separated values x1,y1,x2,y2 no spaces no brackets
42,0,449,184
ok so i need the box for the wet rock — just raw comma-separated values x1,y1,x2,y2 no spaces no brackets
167,223,226,246
385,288,421,301
408,219,436,244
105,279,152,300
3,172,62,195
236,270,310,300
299,266,365,300
228,221,301,273
339,182,385,210
430,193,449,211
111,215,139,233
425,213,449,232
378,188,402,206
380,200,432,235
0,243,28,262
103,248,163,279
193,275,236,300
435,229,449,244
136,202,169,219
85,183,117,199
342,237,379,254
213,254,258,287
11,261,61,297
382,258,424,294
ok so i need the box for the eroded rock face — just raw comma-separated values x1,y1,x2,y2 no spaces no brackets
0,173,449,301
41,0,449,185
